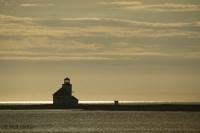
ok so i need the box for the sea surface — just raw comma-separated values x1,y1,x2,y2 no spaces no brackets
0,110,200,133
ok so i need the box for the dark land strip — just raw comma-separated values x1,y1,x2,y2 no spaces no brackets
0,103,200,111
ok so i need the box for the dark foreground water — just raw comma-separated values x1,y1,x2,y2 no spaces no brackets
0,110,200,133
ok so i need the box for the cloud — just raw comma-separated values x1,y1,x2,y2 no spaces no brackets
20,3,54,7
101,1,200,12
1,24,199,39
0,14,33,22
100,1,142,6
60,17,200,28
1,15,200,39
1,48,200,61
0,15,200,61
0,39,101,52
126,3,200,12
0,48,171,61
0,51,113,61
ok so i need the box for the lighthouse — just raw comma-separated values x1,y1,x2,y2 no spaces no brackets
53,77,78,106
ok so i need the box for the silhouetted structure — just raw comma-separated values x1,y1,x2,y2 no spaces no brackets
114,100,119,105
53,77,78,106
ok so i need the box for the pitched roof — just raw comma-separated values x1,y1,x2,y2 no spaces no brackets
53,87,68,96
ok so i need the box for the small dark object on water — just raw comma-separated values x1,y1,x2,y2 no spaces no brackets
114,100,119,105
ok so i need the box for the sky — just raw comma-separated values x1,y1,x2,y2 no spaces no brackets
0,0,200,102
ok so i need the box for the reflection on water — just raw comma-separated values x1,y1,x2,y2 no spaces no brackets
0,110,200,133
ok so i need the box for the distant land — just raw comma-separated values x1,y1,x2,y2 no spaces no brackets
0,101,200,111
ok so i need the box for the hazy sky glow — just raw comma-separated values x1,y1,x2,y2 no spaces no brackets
0,0,200,102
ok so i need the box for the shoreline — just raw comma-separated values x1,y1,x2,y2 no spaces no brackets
0,103,200,111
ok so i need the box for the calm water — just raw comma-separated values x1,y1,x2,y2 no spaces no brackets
0,110,200,133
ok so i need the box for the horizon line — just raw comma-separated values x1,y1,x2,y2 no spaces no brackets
0,101,200,105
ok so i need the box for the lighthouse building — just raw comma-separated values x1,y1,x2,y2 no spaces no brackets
53,77,78,106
